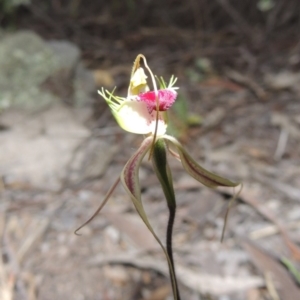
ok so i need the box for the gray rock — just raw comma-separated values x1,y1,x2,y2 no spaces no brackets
41,40,81,101
0,31,82,111
73,62,96,107
47,40,80,71
67,138,117,185
0,104,91,191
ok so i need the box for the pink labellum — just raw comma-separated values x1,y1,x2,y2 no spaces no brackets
137,89,177,113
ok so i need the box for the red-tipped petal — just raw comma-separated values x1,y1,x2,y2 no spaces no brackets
138,89,177,113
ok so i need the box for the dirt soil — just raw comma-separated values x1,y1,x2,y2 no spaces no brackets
1,2,300,300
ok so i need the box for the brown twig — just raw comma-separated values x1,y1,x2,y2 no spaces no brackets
225,69,268,100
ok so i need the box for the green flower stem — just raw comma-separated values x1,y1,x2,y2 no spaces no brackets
152,139,181,300
166,201,179,300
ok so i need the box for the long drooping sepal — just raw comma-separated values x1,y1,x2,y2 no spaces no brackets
152,139,181,300
120,136,179,300
74,177,121,235
163,135,239,188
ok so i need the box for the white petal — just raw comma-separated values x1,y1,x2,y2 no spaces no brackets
113,101,166,135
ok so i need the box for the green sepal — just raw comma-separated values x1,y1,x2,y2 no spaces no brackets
163,135,239,188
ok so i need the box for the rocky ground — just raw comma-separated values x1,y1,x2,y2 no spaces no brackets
1,3,300,299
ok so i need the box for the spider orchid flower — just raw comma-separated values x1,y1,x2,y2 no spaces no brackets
77,54,239,300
